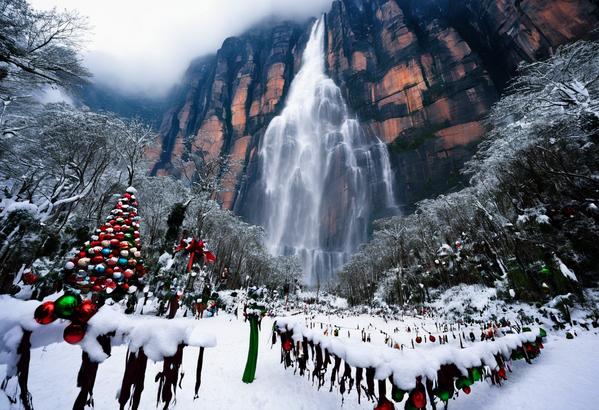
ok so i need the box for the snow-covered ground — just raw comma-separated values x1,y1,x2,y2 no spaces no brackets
2,299,599,410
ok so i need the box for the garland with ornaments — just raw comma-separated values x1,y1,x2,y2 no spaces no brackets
273,317,545,409
33,187,146,344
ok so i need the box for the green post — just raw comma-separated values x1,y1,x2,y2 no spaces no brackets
242,315,260,383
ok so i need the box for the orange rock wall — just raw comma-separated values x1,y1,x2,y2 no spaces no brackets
152,0,598,211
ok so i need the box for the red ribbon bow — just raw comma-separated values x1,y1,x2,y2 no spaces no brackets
175,238,216,271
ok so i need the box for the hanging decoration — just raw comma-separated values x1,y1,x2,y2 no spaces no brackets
272,318,546,409
174,238,216,272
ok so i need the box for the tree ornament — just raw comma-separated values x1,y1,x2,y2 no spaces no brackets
75,299,98,322
63,321,87,344
54,295,80,318
391,384,406,402
22,272,37,285
410,378,427,408
34,301,57,324
471,367,483,382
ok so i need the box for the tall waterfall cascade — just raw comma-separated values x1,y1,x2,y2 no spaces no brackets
255,18,397,285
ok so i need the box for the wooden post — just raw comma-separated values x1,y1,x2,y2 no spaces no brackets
118,347,148,410
16,330,33,410
156,343,185,410
73,334,112,410
193,347,205,400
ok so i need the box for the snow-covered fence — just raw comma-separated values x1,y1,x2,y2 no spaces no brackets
0,296,216,410
273,317,544,409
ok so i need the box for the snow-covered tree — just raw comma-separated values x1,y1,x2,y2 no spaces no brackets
0,0,91,138
340,41,599,305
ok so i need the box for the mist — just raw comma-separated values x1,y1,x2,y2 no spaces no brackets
28,0,333,99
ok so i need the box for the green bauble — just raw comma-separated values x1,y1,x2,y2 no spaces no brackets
456,375,474,389
471,367,483,381
511,349,524,360
392,384,406,402
54,295,80,318
434,388,452,401
539,328,547,338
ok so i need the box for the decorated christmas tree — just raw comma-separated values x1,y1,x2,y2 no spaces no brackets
34,187,146,343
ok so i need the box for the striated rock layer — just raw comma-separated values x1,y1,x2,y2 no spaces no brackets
150,0,598,274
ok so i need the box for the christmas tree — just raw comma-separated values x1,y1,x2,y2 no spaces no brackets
34,187,146,343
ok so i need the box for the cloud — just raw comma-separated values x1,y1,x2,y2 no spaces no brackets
28,0,333,98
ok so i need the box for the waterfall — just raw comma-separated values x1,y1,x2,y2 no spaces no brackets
255,17,397,285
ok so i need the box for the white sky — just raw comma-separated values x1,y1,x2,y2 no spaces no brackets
28,0,332,98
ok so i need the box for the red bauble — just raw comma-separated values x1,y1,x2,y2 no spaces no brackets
498,368,507,379
463,386,471,394
415,336,422,344
34,301,57,324
283,340,293,351
411,383,427,408
429,335,436,342
64,322,87,344
76,299,98,322
23,272,36,285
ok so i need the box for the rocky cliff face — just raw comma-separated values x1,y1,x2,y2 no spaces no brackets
323,0,599,206
150,20,310,208
151,0,599,214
